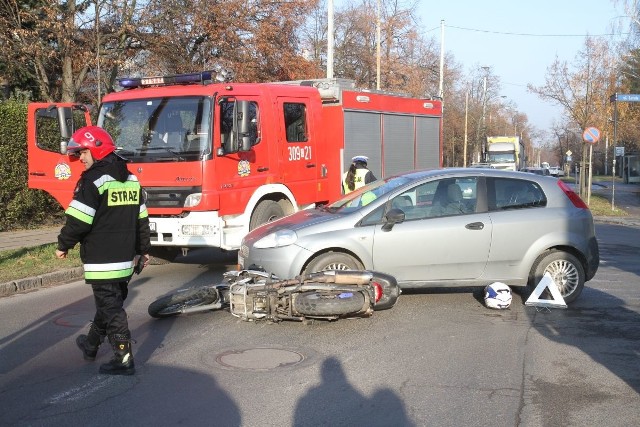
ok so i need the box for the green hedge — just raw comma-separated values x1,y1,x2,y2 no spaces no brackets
0,100,64,231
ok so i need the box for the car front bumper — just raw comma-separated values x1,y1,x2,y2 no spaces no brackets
238,244,311,280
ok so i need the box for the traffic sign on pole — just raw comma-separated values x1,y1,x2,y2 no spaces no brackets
611,93,640,102
582,127,600,144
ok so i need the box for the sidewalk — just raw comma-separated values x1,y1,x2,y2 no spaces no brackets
0,225,84,297
0,226,61,252
590,180,640,226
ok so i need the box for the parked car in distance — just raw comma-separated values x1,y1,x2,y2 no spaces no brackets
468,163,494,168
522,166,551,176
239,168,599,304
548,166,565,177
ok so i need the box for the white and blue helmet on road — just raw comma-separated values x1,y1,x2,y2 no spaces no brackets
484,282,512,309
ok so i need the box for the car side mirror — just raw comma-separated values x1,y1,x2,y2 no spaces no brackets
382,208,405,231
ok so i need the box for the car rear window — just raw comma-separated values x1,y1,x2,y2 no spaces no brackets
488,178,546,211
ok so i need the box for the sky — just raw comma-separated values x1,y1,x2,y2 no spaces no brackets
415,0,631,140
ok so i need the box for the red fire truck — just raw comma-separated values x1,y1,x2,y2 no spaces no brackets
27,71,442,261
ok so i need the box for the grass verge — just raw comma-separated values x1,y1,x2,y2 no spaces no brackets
588,194,628,217
0,243,82,283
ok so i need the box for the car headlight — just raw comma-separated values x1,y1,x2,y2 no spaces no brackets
254,229,297,249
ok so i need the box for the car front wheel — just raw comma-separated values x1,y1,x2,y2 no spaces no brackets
303,252,364,274
529,250,585,304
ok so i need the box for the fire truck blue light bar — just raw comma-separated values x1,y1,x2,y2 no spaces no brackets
118,71,213,89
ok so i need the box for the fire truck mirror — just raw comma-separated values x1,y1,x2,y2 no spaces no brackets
36,105,78,154
57,106,73,139
234,100,253,152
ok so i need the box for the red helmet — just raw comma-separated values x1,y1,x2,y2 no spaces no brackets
67,126,115,160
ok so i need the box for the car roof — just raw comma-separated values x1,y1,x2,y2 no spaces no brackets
378,168,556,196
388,167,547,181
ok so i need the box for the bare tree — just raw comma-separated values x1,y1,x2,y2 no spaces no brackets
0,0,95,102
138,0,322,82
0,0,146,103
529,37,619,191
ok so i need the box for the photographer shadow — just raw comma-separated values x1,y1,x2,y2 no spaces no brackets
294,357,415,427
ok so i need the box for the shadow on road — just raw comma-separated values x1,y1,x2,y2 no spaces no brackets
294,357,415,427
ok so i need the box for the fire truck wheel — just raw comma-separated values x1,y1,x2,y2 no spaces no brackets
303,252,364,274
277,198,294,215
148,247,179,265
249,200,285,230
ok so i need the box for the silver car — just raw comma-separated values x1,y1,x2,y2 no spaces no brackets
239,168,599,303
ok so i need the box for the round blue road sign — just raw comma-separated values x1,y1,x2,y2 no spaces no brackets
582,127,600,144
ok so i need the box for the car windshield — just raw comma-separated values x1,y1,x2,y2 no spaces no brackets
323,175,415,213
97,96,212,163
487,153,515,162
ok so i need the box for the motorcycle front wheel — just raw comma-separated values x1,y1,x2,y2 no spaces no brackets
148,287,220,318
293,291,366,316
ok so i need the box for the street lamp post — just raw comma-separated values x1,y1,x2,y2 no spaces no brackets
480,67,489,162
464,90,469,167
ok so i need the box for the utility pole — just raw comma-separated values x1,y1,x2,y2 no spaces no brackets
439,20,444,99
96,0,101,104
480,67,489,161
327,0,334,79
464,90,468,167
376,0,381,90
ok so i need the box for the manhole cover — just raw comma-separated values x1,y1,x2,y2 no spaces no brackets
216,348,305,371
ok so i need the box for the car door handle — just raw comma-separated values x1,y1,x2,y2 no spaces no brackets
306,163,316,168
257,167,269,172
30,171,46,176
465,222,484,230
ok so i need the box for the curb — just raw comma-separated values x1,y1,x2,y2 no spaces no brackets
594,216,640,228
0,267,84,298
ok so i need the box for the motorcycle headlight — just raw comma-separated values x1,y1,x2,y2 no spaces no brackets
254,229,297,249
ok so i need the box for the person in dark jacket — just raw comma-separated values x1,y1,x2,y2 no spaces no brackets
342,155,377,194
56,126,151,376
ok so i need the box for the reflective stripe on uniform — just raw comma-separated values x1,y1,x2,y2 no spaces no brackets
139,204,148,219
94,174,141,195
65,200,96,225
83,260,135,281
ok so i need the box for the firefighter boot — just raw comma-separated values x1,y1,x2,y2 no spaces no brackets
99,334,135,376
76,324,105,361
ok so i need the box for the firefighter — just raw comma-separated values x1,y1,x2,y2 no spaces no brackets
342,155,377,194
55,126,151,376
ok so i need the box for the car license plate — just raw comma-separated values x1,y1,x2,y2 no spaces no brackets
149,222,156,232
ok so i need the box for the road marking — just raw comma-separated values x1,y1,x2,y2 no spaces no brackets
47,376,115,404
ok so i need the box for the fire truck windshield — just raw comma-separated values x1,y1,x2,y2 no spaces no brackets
97,96,212,162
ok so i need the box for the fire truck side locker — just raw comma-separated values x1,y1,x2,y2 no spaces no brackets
310,82,442,181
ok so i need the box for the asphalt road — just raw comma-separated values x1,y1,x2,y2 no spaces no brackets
0,220,639,427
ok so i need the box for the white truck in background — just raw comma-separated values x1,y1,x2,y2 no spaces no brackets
485,136,525,171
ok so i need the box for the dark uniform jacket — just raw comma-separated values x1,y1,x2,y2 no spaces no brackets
58,154,151,284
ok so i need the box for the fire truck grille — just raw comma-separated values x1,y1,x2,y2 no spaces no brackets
143,186,201,208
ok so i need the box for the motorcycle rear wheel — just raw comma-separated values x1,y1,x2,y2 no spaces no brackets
148,287,220,318
293,291,366,316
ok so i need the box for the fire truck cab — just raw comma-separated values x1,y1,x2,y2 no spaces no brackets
27,71,442,259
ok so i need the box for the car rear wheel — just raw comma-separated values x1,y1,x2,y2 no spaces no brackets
529,250,585,304
303,252,364,274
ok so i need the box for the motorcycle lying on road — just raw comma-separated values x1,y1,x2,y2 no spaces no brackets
148,269,401,322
